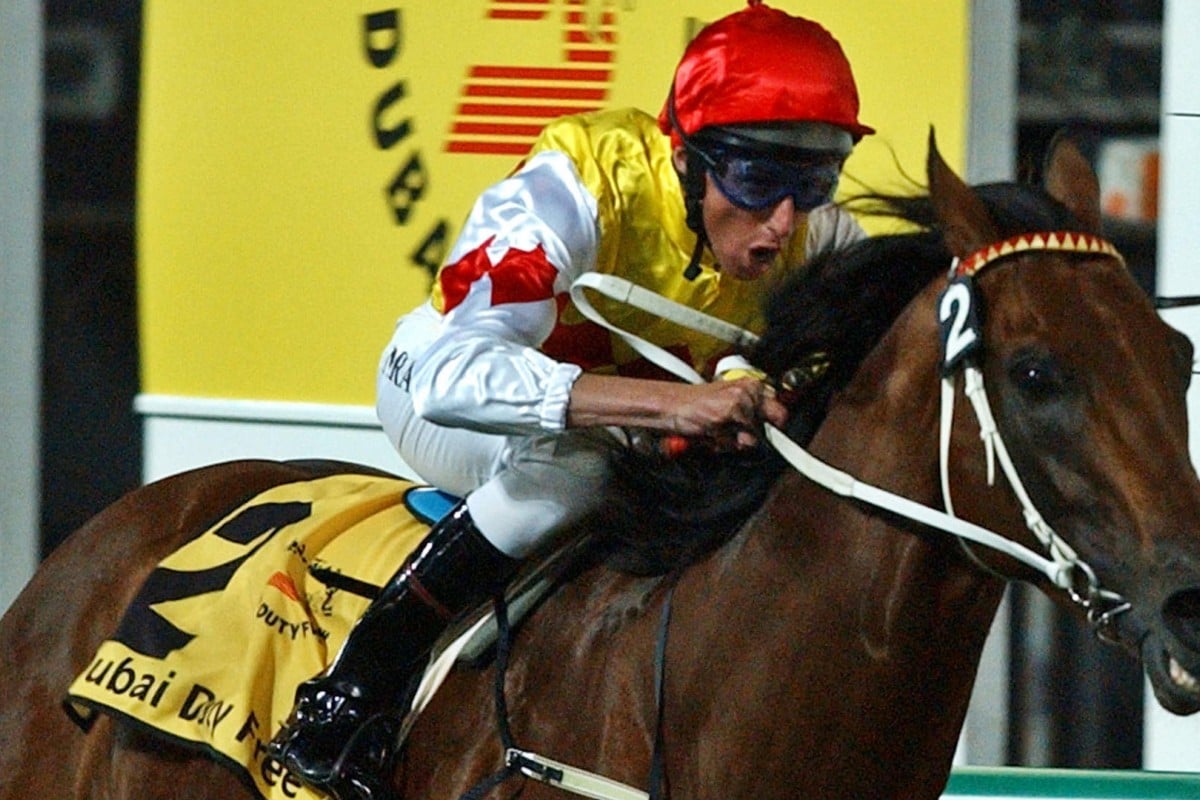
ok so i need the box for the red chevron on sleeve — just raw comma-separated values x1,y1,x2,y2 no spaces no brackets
439,237,561,311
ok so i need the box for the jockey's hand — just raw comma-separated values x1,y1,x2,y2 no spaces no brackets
566,372,787,450
668,377,788,450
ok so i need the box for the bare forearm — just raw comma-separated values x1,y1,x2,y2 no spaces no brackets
565,373,788,443
565,374,693,430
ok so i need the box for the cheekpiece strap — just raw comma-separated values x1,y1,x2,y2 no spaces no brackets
953,230,1125,279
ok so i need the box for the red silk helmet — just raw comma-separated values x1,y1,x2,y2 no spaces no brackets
658,1,873,150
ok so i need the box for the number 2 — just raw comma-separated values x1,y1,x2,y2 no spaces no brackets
939,280,979,368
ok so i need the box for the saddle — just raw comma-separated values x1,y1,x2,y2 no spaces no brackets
63,474,572,800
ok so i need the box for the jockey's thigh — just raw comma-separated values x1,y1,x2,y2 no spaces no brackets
378,371,507,498
378,342,614,558
465,427,615,558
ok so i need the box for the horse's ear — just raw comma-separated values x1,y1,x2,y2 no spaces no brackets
1042,131,1102,232
927,127,999,259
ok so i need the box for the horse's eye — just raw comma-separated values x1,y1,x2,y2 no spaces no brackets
1008,353,1065,402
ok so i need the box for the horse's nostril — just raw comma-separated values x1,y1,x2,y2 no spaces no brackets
1162,588,1200,651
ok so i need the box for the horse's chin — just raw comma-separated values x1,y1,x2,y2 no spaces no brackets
1143,637,1200,715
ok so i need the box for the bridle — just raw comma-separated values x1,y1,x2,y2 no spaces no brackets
933,231,1132,643
572,230,1139,644
457,231,1150,800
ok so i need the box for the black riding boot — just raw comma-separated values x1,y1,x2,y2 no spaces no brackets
267,501,520,800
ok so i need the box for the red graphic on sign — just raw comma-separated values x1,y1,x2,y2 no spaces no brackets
446,0,618,156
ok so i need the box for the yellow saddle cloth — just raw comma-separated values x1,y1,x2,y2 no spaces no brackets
66,473,434,800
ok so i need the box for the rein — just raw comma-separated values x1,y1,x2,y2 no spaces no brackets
471,237,1138,800
572,231,1134,633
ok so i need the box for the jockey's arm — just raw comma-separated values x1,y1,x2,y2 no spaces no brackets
566,372,787,448
409,143,788,446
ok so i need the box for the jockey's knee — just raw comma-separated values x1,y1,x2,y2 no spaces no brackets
466,432,614,559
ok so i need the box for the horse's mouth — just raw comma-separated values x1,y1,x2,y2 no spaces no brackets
1146,585,1200,714
1147,642,1200,715
1168,654,1200,696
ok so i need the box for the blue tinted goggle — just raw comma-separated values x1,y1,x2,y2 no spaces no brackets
691,146,842,212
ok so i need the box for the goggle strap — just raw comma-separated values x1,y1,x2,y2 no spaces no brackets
683,233,707,281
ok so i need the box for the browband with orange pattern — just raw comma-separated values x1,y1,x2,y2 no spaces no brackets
952,231,1125,278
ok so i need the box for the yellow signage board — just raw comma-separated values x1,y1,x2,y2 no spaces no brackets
139,1,969,404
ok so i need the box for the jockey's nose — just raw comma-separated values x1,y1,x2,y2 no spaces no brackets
766,195,798,240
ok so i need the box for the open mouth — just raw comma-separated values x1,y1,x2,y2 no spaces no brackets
1155,587,1200,711
1168,654,1200,696
1139,624,1200,714
747,247,778,274
1149,644,1200,715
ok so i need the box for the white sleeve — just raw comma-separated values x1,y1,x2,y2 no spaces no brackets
805,203,867,257
409,150,600,436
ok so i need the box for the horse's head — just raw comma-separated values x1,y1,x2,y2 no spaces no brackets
925,131,1200,715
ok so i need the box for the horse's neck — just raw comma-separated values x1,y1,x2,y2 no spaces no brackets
665,296,1007,795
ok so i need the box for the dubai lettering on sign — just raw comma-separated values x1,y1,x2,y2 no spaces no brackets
138,1,968,405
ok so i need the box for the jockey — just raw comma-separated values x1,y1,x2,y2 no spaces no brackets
269,2,872,797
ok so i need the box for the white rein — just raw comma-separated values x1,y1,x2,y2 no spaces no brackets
482,237,1133,800
571,262,1121,607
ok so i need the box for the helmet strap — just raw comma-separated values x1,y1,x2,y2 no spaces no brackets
669,85,711,281
683,232,707,281
680,148,709,281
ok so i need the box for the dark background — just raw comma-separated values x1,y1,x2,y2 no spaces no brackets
41,0,142,558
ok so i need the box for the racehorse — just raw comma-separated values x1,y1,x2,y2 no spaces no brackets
2,132,1199,800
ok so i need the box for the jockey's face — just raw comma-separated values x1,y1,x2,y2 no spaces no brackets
704,175,804,280
674,145,809,281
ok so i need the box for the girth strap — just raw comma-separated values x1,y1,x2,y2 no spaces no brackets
456,588,675,800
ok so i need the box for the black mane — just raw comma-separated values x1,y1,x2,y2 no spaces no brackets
592,181,1086,576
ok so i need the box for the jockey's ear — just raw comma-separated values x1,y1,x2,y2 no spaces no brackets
926,127,999,260
672,145,688,175
1043,132,1102,233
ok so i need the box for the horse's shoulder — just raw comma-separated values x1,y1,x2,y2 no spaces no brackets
522,558,675,661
